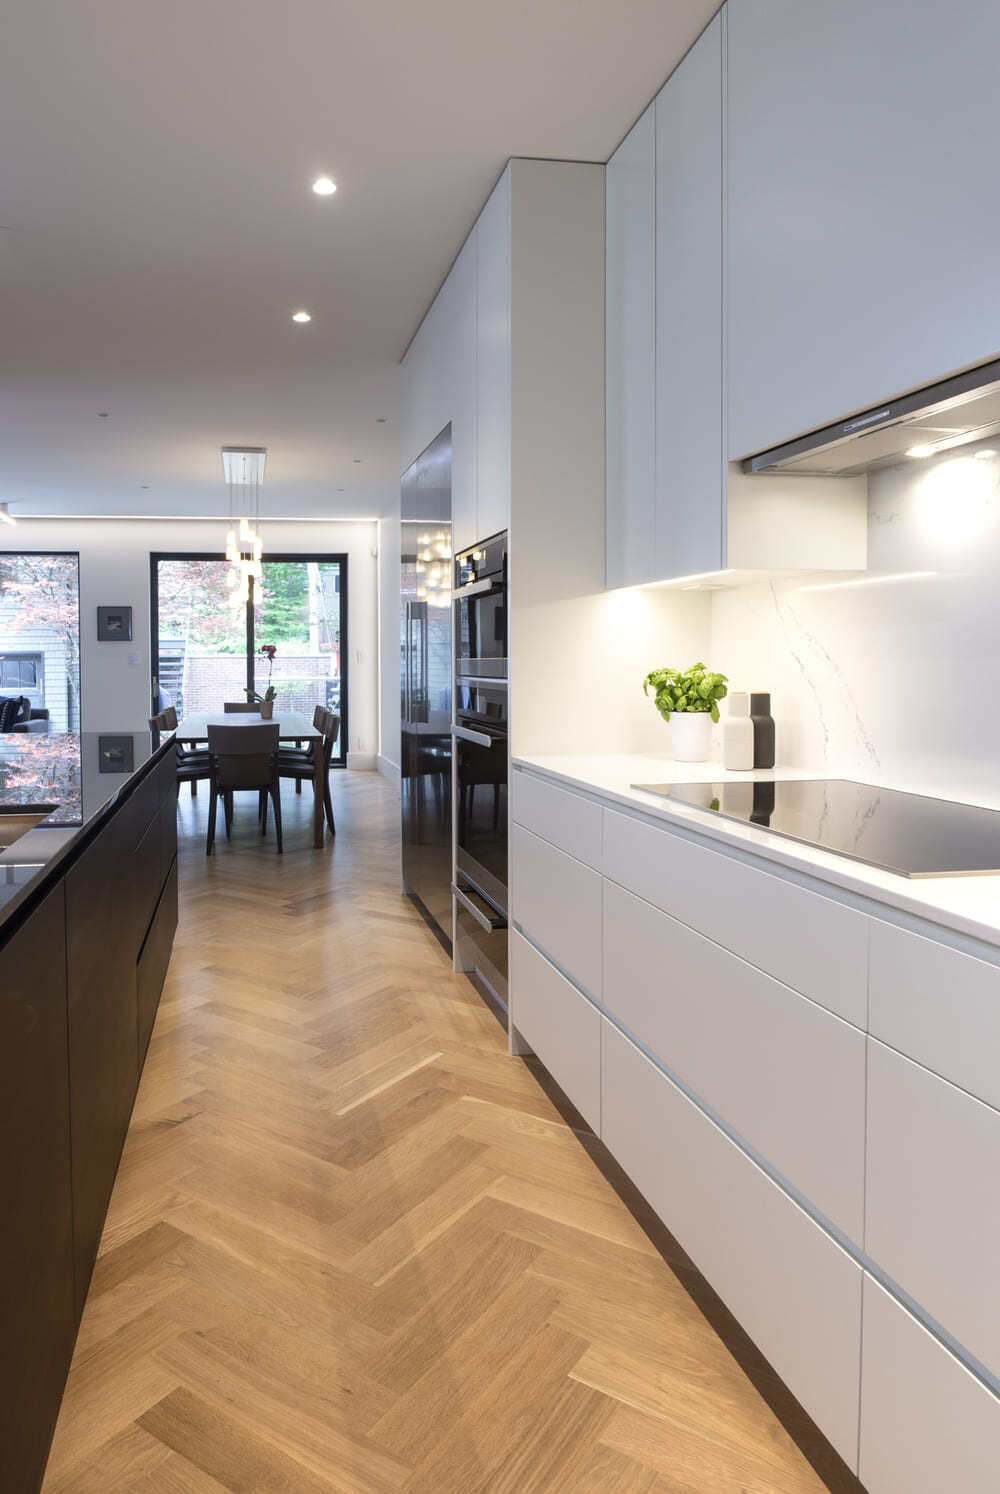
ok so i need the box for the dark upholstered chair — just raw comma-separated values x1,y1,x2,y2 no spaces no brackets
150,710,210,797
277,708,340,834
206,722,282,854
223,701,259,713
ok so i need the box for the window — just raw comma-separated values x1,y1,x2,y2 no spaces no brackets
151,553,348,766
0,653,43,693
0,553,82,823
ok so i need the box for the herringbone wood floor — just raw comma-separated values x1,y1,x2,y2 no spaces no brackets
41,773,848,1493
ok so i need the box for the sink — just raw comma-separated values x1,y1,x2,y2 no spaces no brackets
0,804,59,850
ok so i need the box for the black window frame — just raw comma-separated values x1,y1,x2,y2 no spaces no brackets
150,551,349,768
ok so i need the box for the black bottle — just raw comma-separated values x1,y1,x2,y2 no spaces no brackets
750,692,775,769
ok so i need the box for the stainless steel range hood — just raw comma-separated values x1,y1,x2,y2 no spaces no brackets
744,358,1000,477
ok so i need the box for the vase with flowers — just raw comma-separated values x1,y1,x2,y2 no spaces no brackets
246,644,278,719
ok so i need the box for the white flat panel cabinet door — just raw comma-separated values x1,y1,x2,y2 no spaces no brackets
727,0,1000,460
870,919,1000,1111
602,1023,862,1468
447,235,478,555
606,104,656,589
510,824,602,1000
603,880,865,1243
655,12,724,579
511,769,602,870
476,168,511,546
860,1276,1000,1494
510,933,601,1134
866,1039,1000,1381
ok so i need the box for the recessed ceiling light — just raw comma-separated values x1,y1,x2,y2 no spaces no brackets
312,176,337,196
376,417,388,424
974,448,997,460
291,310,312,324
907,443,935,459
353,458,362,463
97,411,109,418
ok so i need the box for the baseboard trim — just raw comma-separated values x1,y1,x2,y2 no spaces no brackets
376,753,401,786
347,751,377,772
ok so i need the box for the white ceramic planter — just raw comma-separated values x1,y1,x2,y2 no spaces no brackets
669,710,712,763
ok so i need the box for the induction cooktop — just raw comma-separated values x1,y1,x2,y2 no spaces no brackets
630,778,1000,879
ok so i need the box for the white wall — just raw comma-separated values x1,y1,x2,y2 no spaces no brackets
3,517,380,767
710,439,1000,806
377,501,401,781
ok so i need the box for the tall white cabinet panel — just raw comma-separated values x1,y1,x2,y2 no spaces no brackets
445,236,478,555
859,1276,1000,1494
605,105,656,589
866,1039,1000,1381
475,170,511,548
602,1023,862,1468
603,880,865,1242
727,0,1000,460
654,12,724,578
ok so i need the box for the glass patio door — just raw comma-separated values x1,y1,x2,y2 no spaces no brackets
151,553,348,766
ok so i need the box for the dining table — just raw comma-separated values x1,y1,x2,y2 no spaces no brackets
173,711,327,848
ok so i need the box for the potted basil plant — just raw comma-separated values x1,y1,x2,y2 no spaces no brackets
643,663,728,763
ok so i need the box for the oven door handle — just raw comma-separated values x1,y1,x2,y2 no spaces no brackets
452,724,498,748
452,883,507,932
453,577,499,600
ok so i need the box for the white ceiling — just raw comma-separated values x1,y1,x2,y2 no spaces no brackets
0,0,719,520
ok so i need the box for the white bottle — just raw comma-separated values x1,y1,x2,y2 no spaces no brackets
723,691,754,771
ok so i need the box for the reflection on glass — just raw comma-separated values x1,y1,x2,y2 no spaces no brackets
0,552,82,823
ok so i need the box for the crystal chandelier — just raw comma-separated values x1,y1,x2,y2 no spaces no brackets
221,447,266,607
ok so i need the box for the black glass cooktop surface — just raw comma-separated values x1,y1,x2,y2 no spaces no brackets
631,778,1000,879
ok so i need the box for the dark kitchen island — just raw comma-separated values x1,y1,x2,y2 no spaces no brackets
0,733,178,1494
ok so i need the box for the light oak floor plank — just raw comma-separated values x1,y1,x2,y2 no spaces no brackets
42,774,855,1493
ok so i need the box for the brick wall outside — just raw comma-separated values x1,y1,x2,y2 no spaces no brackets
182,653,341,717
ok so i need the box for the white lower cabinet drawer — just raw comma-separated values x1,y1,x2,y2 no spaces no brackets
510,932,601,1134
512,769,603,869
603,881,865,1243
860,1275,1000,1494
866,1038,1000,1381
601,1021,862,1469
603,808,868,1027
511,823,602,998
870,918,1000,1111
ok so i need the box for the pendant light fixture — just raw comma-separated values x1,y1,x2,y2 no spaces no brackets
221,447,266,607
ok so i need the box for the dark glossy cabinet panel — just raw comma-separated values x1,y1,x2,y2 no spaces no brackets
0,885,75,1494
65,817,140,1310
138,858,177,1063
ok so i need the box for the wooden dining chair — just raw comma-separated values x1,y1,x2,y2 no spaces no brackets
278,703,326,792
206,722,282,854
277,708,339,834
223,701,259,713
150,711,211,797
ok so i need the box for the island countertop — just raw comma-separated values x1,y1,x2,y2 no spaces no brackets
0,730,170,936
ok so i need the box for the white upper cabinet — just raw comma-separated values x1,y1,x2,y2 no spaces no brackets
606,104,657,588
654,12,724,580
475,170,511,548
726,0,1000,461
604,12,865,586
400,172,512,556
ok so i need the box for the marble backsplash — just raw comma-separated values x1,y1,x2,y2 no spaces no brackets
709,440,1000,807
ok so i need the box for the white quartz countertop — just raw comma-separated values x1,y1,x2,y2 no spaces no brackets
512,754,1000,951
